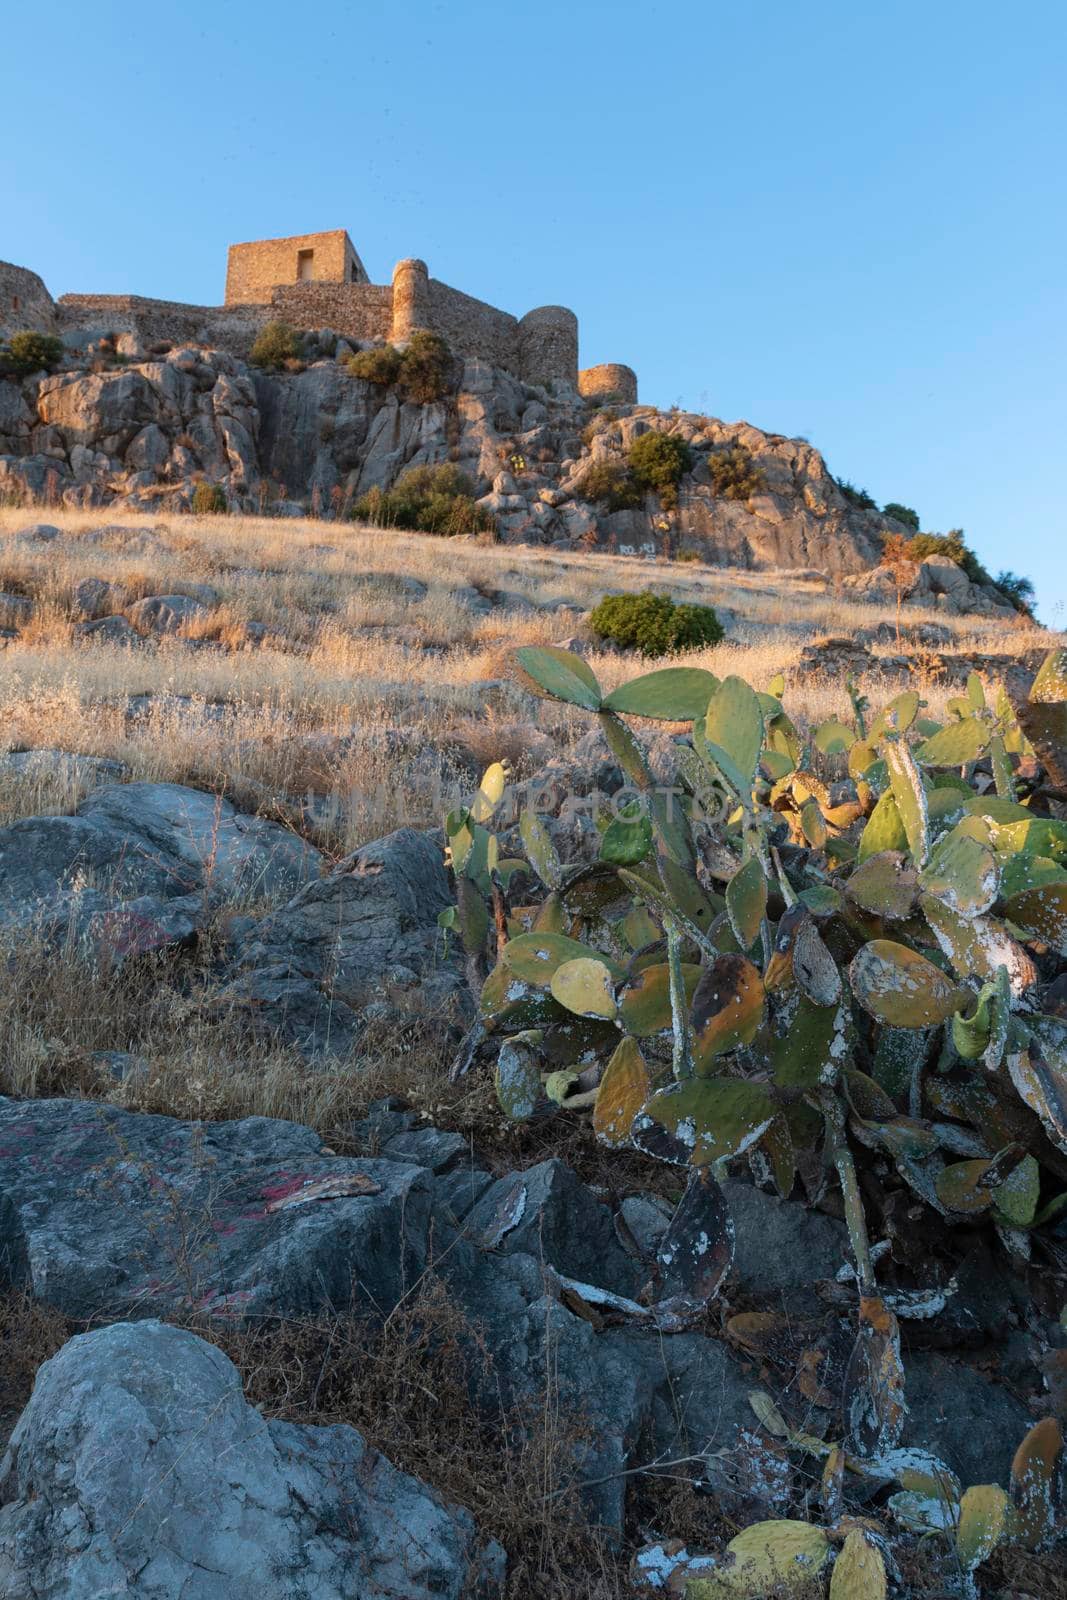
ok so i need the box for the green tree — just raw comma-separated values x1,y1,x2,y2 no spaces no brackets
249,321,301,369
883,502,920,531
346,344,403,385
627,432,693,510
588,591,724,656
1,331,64,377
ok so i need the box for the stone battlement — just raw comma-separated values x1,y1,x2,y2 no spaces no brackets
2,230,636,398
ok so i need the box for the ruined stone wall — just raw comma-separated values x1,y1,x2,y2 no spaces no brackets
47,245,623,396
0,262,57,336
225,230,367,305
420,277,520,371
270,283,392,342
56,294,271,356
578,363,638,404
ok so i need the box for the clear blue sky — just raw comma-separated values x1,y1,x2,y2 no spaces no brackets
3,0,1064,619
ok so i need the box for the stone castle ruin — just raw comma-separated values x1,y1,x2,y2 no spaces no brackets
1,229,638,402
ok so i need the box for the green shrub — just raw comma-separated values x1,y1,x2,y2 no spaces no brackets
627,432,693,510
883,501,920,531
191,482,227,515
706,444,764,502
576,459,642,511
398,331,454,404
249,321,301,369
0,331,64,377
588,591,724,657
904,529,991,586
346,344,403,385
352,462,493,537
994,569,1035,614
836,477,877,510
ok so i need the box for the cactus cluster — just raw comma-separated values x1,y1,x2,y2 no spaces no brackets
445,641,1067,1579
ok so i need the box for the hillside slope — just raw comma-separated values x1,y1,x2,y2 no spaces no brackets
2,334,930,578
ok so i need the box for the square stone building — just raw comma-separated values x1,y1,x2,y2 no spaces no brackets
224,230,368,305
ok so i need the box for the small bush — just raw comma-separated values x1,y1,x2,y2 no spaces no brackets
882,501,920,531
588,591,724,657
576,459,642,511
398,331,454,405
994,569,1035,614
352,462,493,537
0,331,64,377
249,321,301,370
346,344,403,386
904,529,991,586
706,444,764,502
627,432,693,510
836,477,877,510
191,482,227,515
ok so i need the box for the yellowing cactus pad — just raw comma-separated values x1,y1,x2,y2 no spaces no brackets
956,1482,1011,1572
849,940,968,1028
829,1530,887,1600
549,957,618,1019
684,1520,830,1597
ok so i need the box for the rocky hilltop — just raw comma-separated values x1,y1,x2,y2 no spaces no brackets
0,317,958,584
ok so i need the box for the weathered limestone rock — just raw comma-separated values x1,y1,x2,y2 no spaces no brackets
0,781,321,950
0,1320,502,1599
125,592,210,634
225,826,462,1051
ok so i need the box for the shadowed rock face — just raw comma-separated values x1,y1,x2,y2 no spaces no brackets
0,1093,1037,1541
0,1319,503,1600
0,784,461,1053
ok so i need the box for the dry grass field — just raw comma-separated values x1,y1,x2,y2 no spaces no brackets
1,502,1059,1135
2,506,1055,854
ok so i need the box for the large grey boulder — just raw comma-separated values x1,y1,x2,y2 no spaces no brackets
0,782,321,951
79,781,320,903
0,1320,502,1599
125,592,210,634
0,1092,1040,1535
0,1097,433,1321
225,826,462,1051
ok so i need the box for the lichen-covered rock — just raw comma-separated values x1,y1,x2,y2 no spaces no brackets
226,825,463,1049
0,1096,433,1320
0,1320,503,1599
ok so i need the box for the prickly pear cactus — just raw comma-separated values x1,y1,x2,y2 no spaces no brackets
441,644,1067,1481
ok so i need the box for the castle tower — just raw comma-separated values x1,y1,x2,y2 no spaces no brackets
224,230,367,306
518,306,578,390
390,258,431,342
578,363,639,404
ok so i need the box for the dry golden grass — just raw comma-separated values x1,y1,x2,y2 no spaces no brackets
2,506,1055,858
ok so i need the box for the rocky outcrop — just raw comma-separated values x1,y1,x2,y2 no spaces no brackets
0,1319,503,1599
0,781,320,954
0,784,459,1050
0,332,938,582
0,1093,1039,1540
842,551,1017,617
